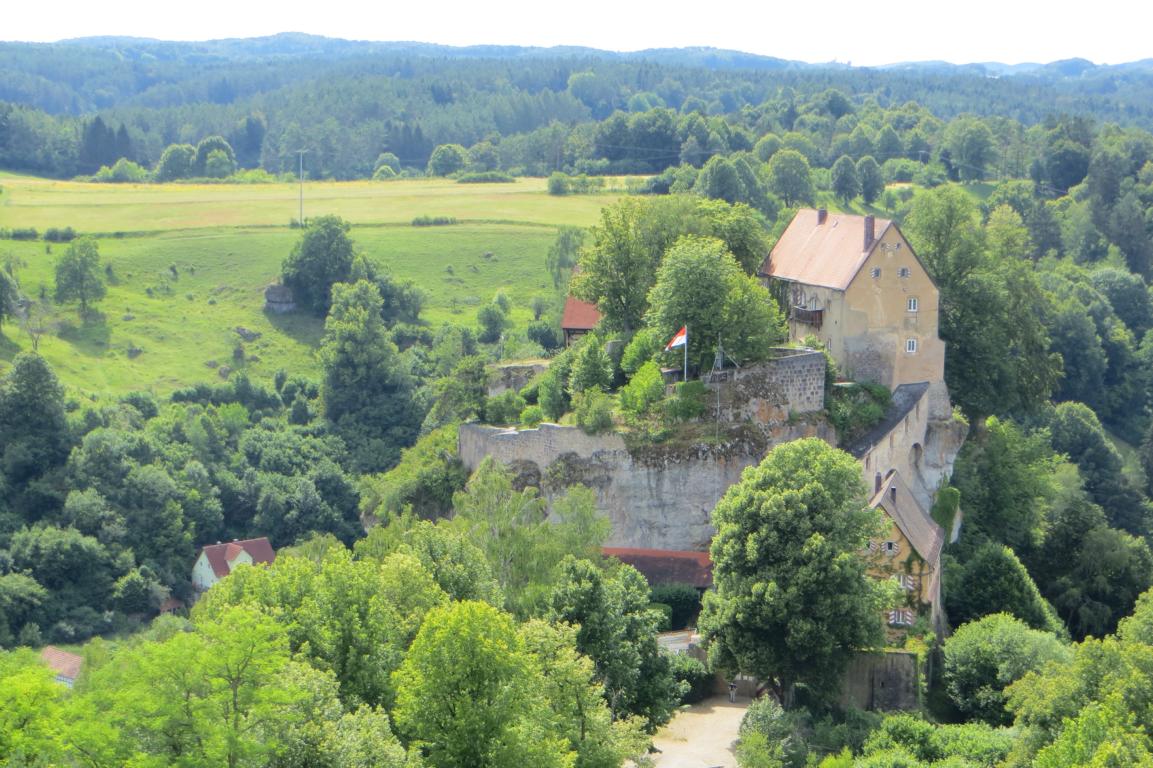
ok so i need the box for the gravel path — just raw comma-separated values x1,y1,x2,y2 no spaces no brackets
650,695,749,768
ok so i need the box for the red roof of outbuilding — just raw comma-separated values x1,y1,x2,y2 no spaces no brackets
602,547,713,589
200,537,276,578
41,646,83,681
561,295,601,331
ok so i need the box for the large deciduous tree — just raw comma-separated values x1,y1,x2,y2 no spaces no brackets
282,214,356,316
766,149,814,207
644,236,785,374
54,236,106,315
391,600,572,768
699,438,889,706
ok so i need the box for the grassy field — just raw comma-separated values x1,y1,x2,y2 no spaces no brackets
0,175,625,394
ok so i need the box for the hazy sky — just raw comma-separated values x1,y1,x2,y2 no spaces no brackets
5,0,1149,67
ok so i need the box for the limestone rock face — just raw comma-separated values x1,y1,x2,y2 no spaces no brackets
459,420,834,550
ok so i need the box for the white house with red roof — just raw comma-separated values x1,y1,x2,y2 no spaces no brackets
191,537,276,592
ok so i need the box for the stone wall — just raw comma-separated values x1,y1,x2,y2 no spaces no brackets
459,420,833,550
839,651,920,711
487,362,548,397
704,349,825,423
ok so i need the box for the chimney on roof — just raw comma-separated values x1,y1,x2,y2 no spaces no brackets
817,208,828,225
890,486,897,503
874,473,883,494
864,215,875,251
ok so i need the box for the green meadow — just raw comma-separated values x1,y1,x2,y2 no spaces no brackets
0,176,625,394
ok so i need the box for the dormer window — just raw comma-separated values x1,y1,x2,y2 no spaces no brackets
870,267,881,279
907,297,919,312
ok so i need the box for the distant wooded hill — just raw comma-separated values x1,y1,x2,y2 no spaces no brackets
3,33,1153,180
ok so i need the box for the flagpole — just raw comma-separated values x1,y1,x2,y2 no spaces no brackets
684,324,688,382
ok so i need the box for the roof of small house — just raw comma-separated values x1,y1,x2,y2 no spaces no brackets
561,295,601,331
870,470,944,566
199,537,276,578
40,646,83,681
602,547,713,589
846,381,930,459
760,208,895,291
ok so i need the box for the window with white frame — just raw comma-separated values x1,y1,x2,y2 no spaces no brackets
898,266,911,278
905,338,918,354
892,574,919,591
907,297,919,312
870,267,881,278
882,540,900,557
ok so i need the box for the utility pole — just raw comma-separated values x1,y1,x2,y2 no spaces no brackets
296,149,308,226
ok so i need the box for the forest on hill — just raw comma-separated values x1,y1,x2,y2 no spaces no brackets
7,36,1153,768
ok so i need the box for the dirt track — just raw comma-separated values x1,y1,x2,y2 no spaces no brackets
650,695,749,768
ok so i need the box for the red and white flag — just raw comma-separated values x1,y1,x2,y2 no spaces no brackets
665,326,687,350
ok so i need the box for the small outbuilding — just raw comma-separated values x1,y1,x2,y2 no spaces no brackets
192,537,276,593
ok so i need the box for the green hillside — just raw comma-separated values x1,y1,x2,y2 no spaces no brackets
0,176,624,393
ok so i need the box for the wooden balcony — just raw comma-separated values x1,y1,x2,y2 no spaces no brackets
790,306,823,330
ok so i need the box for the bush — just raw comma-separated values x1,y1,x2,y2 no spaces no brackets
44,227,77,243
525,320,561,351
412,215,458,227
483,390,526,425
93,158,150,183
476,303,508,344
520,404,544,427
7,228,39,241
828,382,891,444
619,360,666,421
651,583,702,629
669,652,713,704
665,380,706,422
547,172,570,195
574,390,614,434
456,171,515,183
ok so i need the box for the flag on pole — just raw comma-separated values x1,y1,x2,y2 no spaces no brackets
665,326,687,351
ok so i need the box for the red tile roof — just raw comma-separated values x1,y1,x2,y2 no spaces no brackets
603,547,713,589
40,646,83,681
561,295,601,331
761,209,894,291
200,537,276,578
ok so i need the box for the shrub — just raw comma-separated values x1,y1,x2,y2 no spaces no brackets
44,227,77,243
828,381,891,444
483,390,526,425
669,651,713,704
651,583,702,630
476,303,508,344
525,320,561,351
574,391,614,434
456,171,515,183
547,172,570,195
8,228,38,241
412,215,458,227
619,360,666,421
665,380,707,422
520,404,544,427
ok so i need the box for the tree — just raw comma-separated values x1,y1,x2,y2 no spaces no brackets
320,280,420,473
0,352,70,490
766,149,814,207
547,226,585,288
943,117,995,181
54,236,105,314
281,214,356,315
426,143,469,176
856,156,884,205
548,557,683,728
193,135,235,176
940,608,1065,724
831,155,860,203
699,439,889,706
944,543,1065,636
0,268,17,334
391,600,572,768
153,143,194,181
645,236,785,373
